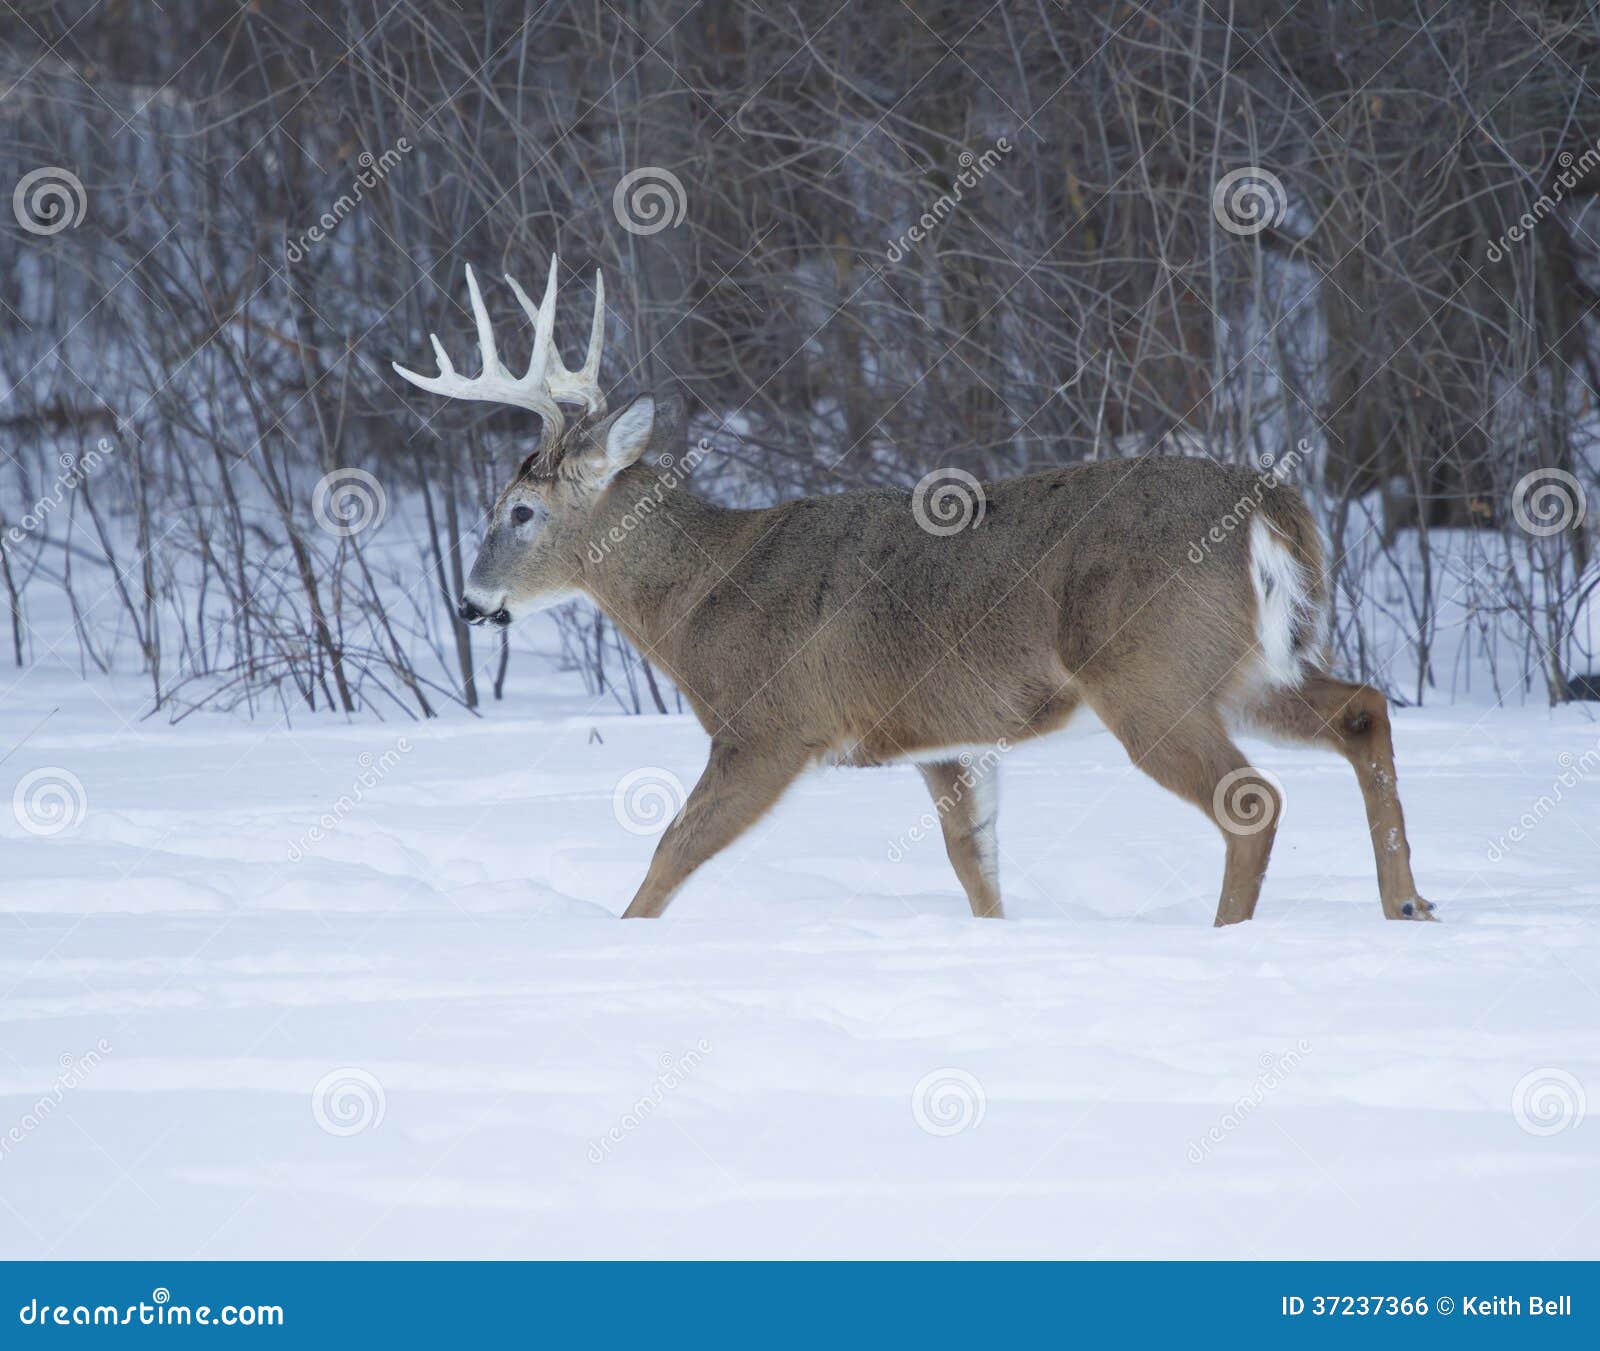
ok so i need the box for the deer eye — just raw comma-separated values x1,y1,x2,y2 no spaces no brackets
511,505,535,526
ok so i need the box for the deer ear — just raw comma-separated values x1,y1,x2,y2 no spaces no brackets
586,394,655,483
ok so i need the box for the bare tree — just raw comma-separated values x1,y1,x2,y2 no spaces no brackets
2,0,1597,716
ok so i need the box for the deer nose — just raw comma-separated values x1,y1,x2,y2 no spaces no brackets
457,598,484,624
490,608,511,627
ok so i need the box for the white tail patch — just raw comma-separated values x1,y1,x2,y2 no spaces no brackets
1248,515,1317,688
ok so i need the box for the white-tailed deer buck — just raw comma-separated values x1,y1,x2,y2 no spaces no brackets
396,257,1434,927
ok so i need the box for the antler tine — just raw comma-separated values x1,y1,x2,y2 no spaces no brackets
390,332,453,392
505,257,558,385
506,254,607,418
580,269,607,416
394,256,605,448
462,264,502,381
503,258,565,451
393,263,565,444
428,334,453,377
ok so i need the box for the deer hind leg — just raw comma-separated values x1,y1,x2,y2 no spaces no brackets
918,758,1004,918
1249,674,1434,921
621,741,802,919
1092,699,1282,926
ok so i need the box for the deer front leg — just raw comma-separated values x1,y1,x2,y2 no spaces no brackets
621,741,803,918
918,758,1004,918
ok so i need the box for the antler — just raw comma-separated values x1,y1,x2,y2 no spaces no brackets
392,253,606,450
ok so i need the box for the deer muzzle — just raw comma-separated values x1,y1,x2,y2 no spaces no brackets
457,597,511,627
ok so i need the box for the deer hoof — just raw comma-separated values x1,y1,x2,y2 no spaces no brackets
1393,898,1439,921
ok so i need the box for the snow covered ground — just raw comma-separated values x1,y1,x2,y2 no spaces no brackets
3,656,1599,1260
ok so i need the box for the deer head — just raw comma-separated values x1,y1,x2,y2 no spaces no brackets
394,256,666,627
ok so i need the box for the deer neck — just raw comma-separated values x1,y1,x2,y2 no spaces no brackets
577,479,733,670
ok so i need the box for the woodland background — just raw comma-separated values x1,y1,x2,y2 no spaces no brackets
4,0,1600,720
